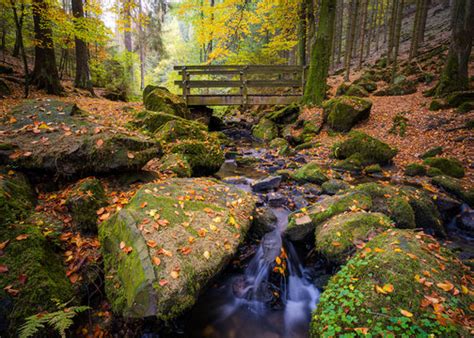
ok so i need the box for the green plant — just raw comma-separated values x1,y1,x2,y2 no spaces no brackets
18,299,89,338
389,112,409,136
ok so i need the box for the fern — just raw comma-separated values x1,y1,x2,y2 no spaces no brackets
18,304,90,338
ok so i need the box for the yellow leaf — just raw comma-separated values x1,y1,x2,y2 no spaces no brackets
170,270,179,279
203,251,211,260
354,328,369,334
275,256,282,265
436,281,454,292
375,285,387,294
383,284,394,293
399,309,413,318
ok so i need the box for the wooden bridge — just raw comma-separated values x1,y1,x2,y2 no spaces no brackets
173,65,305,106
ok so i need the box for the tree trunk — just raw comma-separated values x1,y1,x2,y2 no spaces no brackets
304,0,336,105
344,0,359,81
435,0,473,95
306,0,316,63
366,0,377,57
336,0,344,64
358,0,368,68
417,0,430,43
297,0,307,66
391,0,404,83
387,0,398,66
10,0,29,97
31,0,62,94
139,0,145,90
12,6,25,58
409,0,422,60
72,0,94,93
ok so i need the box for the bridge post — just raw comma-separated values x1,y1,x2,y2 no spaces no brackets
240,66,248,108
181,66,189,105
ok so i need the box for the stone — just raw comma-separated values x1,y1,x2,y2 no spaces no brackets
157,153,192,178
0,171,35,227
323,96,372,132
345,84,369,97
420,146,443,159
423,157,465,178
0,100,161,178
129,110,186,133
266,192,287,207
66,178,107,233
143,85,189,118
290,161,328,184
98,178,256,320
432,176,474,207
457,205,474,234
154,119,208,143
333,131,397,165
252,118,278,142
266,103,300,124
405,163,427,176
321,179,350,195
251,207,277,237
251,176,282,192
374,79,417,96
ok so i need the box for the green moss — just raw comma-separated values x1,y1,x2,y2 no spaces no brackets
321,179,349,195
315,212,393,262
353,78,377,92
311,229,472,337
158,153,192,177
345,84,369,97
464,119,474,129
335,83,350,96
0,223,74,332
0,172,35,227
143,85,189,118
432,176,474,207
333,131,397,165
374,80,417,96
154,119,207,144
457,102,474,113
423,157,465,178
420,146,443,159
446,91,474,107
389,112,409,137
252,118,278,141
266,103,299,124
66,178,107,233
332,154,363,172
364,163,382,174
295,141,316,151
323,96,372,132
168,139,224,176
269,138,291,156
130,110,184,133
290,161,328,184
429,99,445,111
427,167,444,177
405,163,427,176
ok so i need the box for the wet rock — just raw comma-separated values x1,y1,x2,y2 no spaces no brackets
423,157,465,178
432,176,474,207
300,183,323,197
321,179,349,195
252,118,278,142
434,193,462,216
457,205,474,234
251,176,282,192
0,222,74,333
266,103,300,124
221,176,248,185
99,178,256,320
0,100,161,178
290,161,328,184
158,153,192,177
66,177,107,233
252,207,278,236
266,192,287,207
0,171,35,227
333,131,397,165
311,229,472,337
143,85,189,118
323,96,372,132
315,212,393,262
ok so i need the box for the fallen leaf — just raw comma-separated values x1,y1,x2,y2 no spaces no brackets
0,265,8,273
146,240,158,248
354,328,369,335
170,270,179,279
400,309,413,318
436,281,454,292
96,139,104,148
0,240,10,250
159,279,168,286
152,256,161,266
203,251,211,260
127,152,135,159
383,284,394,293
15,234,29,241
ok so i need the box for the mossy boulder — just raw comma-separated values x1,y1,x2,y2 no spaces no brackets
423,157,465,178
405,163,427,176
154,119,208,144
266,103,300,124
321,179,349,195
374,80,417,96
333,131,397,165
66,177,108,233
427,167,444,177
269,137,291,156
0,222,74,333
129,110,185,133
364,163,382,174
98,178,256,320
332,154,363,172
252,118,278,141
345,84,369,97
323,96,372,132
290,161,328,184
429,99,445,111
353,78,377,92
315,212,393,262
285,191,372,241
336,83,350,96
311,229,472,337
420,146,443,159
445,90,474,107
457,101,474,113
432,176,474,207
0,100,161,178
157,153,192,178
0,171,35,227
168,139,224,176
143,85,189,118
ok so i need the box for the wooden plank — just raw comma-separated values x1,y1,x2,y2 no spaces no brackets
174,65,303,71
186,95,301,106
174,80,301,88
178,68,303,75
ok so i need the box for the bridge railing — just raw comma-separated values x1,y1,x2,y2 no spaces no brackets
173,65,305,106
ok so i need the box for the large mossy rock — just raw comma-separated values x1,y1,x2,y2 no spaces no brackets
0,222,74,333
333,131,397,165
157,153,192,178
129,110,186,134
374,79,417,96
285,191,373,241
315,212,393,262
66,177,107,233
323,96,372,132
345,84,369,97
154,119,208,144
423,157,465,178
311,229,472,337
432,176,474,207
99,178,256,320
252,118,278,141
167,139,224,176
0,171,35,227
290,161,328,184
0,100,161,178
266,103,300,124
143,85,189,118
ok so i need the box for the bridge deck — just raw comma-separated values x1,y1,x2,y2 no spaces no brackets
174,65,305,106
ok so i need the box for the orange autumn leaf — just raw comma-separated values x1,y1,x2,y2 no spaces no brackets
152,256,161,266
383,284,394,293
15,234,29,241
354,328,369,335
146,240,157,248
159,279,168,286
436,281,454,292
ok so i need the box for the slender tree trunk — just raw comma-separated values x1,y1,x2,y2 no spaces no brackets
306,0,316,63
304,0,337,105
12,7,24,58
358,0,368,68
31,0,62,94
435,0,473,95
10,0,29,98
366,0,377,57
344,0,360,81
336,0,344,64
298,0,307,66
387,0,398,66
383,0,389,44
330,0,339,71
409,0,422,60
391,0,404,83
375,0,382,51
139,0,145,90
72,0,94,93
417,0,430,43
